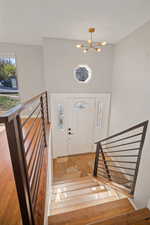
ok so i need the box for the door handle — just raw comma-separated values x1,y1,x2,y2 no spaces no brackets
68,132,74,135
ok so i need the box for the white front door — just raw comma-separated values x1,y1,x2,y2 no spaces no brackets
67,98,95,155
51,94,110,158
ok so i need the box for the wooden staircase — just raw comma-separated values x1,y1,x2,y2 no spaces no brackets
50,176,126,216
48,121,150,225
47,176,150,225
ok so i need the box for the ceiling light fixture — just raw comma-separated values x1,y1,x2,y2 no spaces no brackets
76,28,107,53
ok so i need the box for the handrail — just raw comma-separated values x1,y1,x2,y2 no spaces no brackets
0,91,50,225
94,120,148,195
0,91,46,123
95,121,148,143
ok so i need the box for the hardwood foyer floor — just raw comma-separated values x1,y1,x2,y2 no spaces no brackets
53,152,129,188
53,153,95,182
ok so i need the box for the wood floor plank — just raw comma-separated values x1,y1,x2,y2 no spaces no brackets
90,208,150,225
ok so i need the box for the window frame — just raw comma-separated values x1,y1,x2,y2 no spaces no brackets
73,64,92,84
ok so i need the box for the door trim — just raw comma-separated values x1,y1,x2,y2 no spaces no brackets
50,93,111,98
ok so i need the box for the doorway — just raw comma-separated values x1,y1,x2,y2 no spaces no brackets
51,94,110,158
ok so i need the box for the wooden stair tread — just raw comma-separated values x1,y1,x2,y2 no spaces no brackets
90,208,150,225
48,198,134,225
95,176,133,198
52,185,107,201
53,176,95,188
53,181,99,193
53,176,92,185
53,179,98,191
51,196,119,215
52,190,119,209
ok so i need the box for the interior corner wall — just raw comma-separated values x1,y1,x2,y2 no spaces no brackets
109,20,150,208
0,43,45,101
43,38,113,94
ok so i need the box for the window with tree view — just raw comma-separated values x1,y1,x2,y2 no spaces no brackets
0,56,20,114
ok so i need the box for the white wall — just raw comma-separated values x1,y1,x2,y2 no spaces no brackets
43,38,113,93
0,43,44,101
109,20,150,208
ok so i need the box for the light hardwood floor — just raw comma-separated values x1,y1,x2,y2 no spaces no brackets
0,120,48,225
53,153,95,182
0,128,22,225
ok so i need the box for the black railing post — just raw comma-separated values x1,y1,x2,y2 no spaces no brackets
99,143,111,181
130,121,148,195
93,143,100,177
45,91,50,124
5,116,35,225
40,95,47,147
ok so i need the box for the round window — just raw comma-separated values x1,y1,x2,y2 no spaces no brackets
74,65,92,83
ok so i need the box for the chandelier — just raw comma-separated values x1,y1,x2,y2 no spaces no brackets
76,28,107,53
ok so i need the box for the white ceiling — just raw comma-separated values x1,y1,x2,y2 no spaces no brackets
1,0,150,45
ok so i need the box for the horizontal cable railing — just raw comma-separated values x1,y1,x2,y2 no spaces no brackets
0,91,50,225
93,121,148,195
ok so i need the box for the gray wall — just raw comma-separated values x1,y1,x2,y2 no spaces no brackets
109,20,150,208
0,43,44,101
43,38,113,93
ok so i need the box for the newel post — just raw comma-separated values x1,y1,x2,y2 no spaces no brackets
99,143,111,181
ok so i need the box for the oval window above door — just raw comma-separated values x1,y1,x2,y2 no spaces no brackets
74,65,92,83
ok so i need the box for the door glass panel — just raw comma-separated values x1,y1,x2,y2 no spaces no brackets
96,102,103,128
57,104,64,129
74,101,88,110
